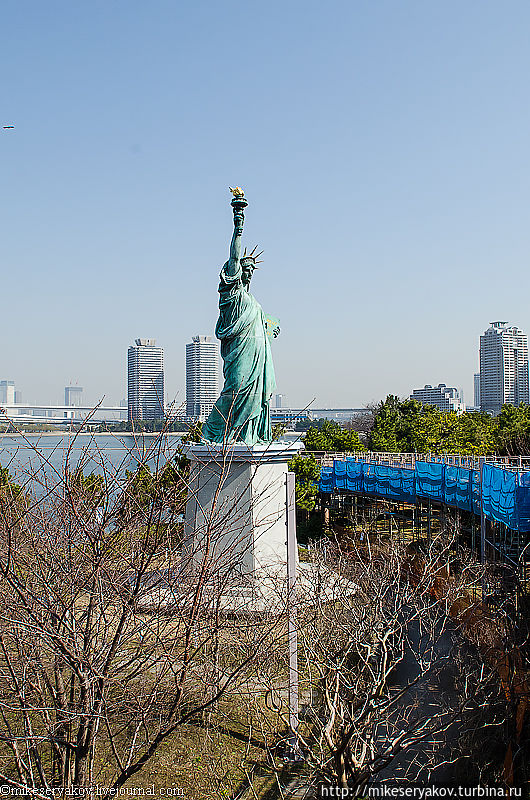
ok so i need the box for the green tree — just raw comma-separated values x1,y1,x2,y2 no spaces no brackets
294,417,313,432
271,423,287,440
118,453,190,522
369,396,496,455
288,453,321,514
67,469,105,508
181,421,203,443
0,466,26,531
408,404,445,453
413,408,496,455
0,465,21,500
368,396,423,452
495,403,530,456
445,411,495,455
303,420,365,452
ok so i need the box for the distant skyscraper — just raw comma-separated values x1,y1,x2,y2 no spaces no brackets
0,381,15,405
473,373,481,409
275,394,285,409
65,386,83,406
128,338,164,421
410,384,465,413
479,322,529,415
14,391,22,404
186,335,219,420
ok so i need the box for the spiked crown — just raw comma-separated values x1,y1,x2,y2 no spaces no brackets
242,245,264,267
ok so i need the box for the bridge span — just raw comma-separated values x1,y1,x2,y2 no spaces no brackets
314,450,530,583
0,404,126,424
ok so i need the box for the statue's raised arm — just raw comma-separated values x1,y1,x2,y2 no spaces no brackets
226,187,248,276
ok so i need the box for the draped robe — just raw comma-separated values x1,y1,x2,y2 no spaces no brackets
202,260,276,445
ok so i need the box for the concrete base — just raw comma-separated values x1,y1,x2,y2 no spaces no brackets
182,440,303,582
200,561,358,613
175,440,357,614
137,558,358,615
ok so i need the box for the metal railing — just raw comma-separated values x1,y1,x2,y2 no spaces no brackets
304,451,530,473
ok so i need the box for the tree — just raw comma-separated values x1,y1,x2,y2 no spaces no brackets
181,420,203,443
495,403,530,456
0,433,287,794
0,423,519,794
266,529,509,789
294,418,313,432
272,422,287,440
343,406,376,436
0,464,22,502
117,451,190,524
369,396,496,455
446,410,496,455
288,453,321,514
66,469,105,511
303,420,365,452
410,408,496,455
100,420,189,433
368,395,424,452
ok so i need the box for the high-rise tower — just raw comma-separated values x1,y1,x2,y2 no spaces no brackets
479,322,529,415
127,338,164,421
473,373,481,409
0,381,15,405
65,385,83,406
186,335,219,420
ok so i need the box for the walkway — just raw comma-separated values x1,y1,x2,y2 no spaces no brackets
312,451,530,580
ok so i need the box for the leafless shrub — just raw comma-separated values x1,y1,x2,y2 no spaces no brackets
0,426,289,796
264,524,510,790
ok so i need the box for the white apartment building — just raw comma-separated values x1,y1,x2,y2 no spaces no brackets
128,339,165,421
186,335,219,420
410,384,465,413
479,322,529,415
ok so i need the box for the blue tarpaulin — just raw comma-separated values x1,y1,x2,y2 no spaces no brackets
318,458,530,533
471,470,481,516
333,462,416,502
415,462,445,502
334,460,363,492
368,465,415,503
481,464,518,531
517,472,530,533
319,467,334,494
444,466,473,512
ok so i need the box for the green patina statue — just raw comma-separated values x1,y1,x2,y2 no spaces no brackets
202,189,278,446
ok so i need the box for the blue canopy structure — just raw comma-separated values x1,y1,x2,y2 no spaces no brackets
319,458,530,533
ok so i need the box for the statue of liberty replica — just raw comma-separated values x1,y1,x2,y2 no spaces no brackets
184,189,301,593
202,188,276,445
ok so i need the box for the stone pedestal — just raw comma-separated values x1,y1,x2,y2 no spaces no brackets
182,441,303,585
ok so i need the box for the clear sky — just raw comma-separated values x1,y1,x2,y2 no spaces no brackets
2,0,530,409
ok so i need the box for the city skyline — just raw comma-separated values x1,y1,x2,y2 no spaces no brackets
3,318,530,414
1,2,530,408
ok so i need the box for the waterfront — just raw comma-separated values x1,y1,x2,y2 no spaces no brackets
0,432,185,492
0,431,303,491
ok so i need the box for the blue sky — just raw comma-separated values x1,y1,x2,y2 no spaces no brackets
2,0,530,408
